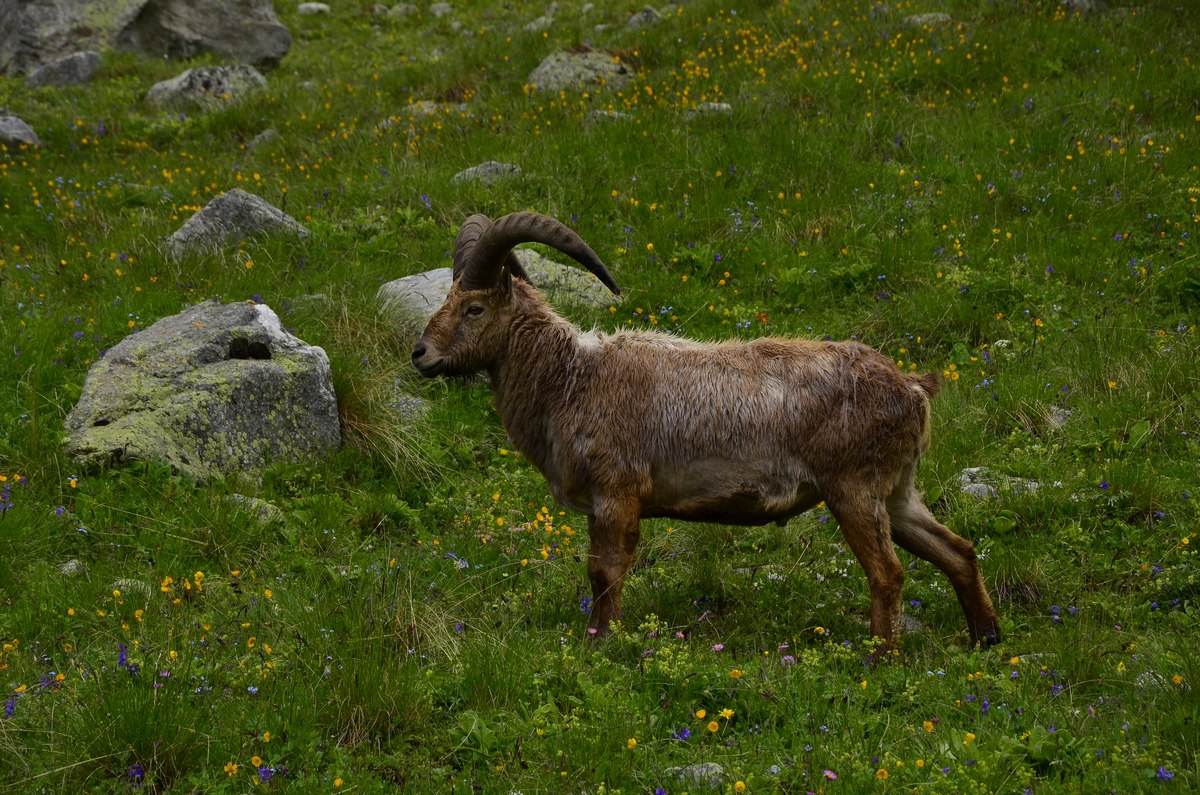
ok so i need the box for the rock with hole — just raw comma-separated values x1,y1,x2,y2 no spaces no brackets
64,300,340,481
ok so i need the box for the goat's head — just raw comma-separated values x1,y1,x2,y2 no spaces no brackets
411,212,620,377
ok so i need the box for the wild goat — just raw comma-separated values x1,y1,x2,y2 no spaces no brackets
412,212,1000,653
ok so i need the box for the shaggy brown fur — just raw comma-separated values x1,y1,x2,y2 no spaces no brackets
413,217,1000,654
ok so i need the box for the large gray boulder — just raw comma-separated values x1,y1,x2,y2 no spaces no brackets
65,301,340,481
527,50,634,92
165,189,308,260
378,249,620,331
1,0,291,77
146,65,268,111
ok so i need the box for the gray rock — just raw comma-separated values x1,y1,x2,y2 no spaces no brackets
146,65,268,111
298,2,331,14
378,249,620,330
226,493,285,525
377,268,455,332
958,467,1038,499
687,101,733,118
387,3,419,18
59,559,85,577
585,109,631,124
626,6,662,29
249,128,280,149
451,160,522,186
527,50,634,92
165,189,308,260
26,50,101,87
904,12,954,27
665,762,725,790
429,2,453,17
64,301,340,481
514,248,620,308
0,114,40,146
1,0,291,77
1046,405,1071,430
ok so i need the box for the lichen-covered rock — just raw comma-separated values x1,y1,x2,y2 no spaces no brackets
451,160,522,186
0,113,41,147
146,65,268,111
65,301,340,481
26,50,101,87
298,2,330,14
1,0,291,78
527,50,633,92
165,189,308,259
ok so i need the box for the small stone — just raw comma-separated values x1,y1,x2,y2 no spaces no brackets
688,101,733,118
665,762,725,790
26,51,102,88
626,6,663,29
226,494,285,526
904,12,954,27
0,114,40,147
451,160,522,186
298,2,331,14
527,50,634,92
59,559,85,577
388,3,419,17
585,109,631,124
249,128,280,149
429,2,453,17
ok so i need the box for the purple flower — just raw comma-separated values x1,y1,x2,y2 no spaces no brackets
671,727,691,741
258,766,274,783
712,643,725,652
1100,482,1109,490
1157,767,1175,781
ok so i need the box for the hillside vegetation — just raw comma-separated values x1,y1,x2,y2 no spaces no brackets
1,1,1197,792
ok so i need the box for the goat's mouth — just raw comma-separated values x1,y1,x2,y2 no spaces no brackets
411,343,446,377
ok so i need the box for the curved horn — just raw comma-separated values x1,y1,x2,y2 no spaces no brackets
454,212,621,295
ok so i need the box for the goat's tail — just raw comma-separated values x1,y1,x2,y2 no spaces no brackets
909,371,941,399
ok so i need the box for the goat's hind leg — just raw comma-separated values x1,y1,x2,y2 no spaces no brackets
887,476,1000,647
827,493,906,656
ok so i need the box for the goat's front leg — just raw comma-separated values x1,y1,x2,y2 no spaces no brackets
585,496,642,638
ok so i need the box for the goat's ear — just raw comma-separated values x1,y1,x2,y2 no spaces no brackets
499,266,513,297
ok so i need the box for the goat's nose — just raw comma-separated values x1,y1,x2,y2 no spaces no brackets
411,343,426,364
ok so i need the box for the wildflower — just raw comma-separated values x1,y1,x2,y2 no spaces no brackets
672,727,692,741
263,731,271,743
735,782,746,792
251,756,262,767
707,721,720,733
696,709,707,719
730,668,743,679
1157,767,1175,781
720,708,735,719
627,737,637,750
923,720,935,733
258,766,273,783
823,770,838,780
711,643,725,652
224,762,238,776
876,769,888,780
964,732,977,745
334,778,343,788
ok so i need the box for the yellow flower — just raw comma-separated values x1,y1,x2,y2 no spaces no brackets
814,626,825,635
719,708,734,720
734,782,746,792
923,720,935,733
334,778,343,788
707,721,720,733
251,756,262,767
695,709,707,719
730,668,742,679
263,588,272,599
627,737,637,750
224,762,238,776
876,769,889,780
263,731,271,743
964,732,977,745
916,759,925,768
247,637,257,648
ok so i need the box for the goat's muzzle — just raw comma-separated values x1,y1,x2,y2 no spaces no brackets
410,340,443,378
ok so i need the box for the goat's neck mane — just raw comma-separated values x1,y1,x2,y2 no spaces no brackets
487,281,587,471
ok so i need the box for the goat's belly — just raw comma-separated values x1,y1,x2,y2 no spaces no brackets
642,469,822,526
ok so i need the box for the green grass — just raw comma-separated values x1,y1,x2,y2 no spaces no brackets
2,0,1198,791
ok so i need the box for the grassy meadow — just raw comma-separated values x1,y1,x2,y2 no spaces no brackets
2,0,1199,791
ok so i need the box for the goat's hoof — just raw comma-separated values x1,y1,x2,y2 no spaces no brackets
975,628,1002,649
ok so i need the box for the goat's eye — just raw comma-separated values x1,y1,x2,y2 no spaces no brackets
464,304,486,318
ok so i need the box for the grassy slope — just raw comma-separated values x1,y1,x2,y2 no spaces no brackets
1,0,1198,792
